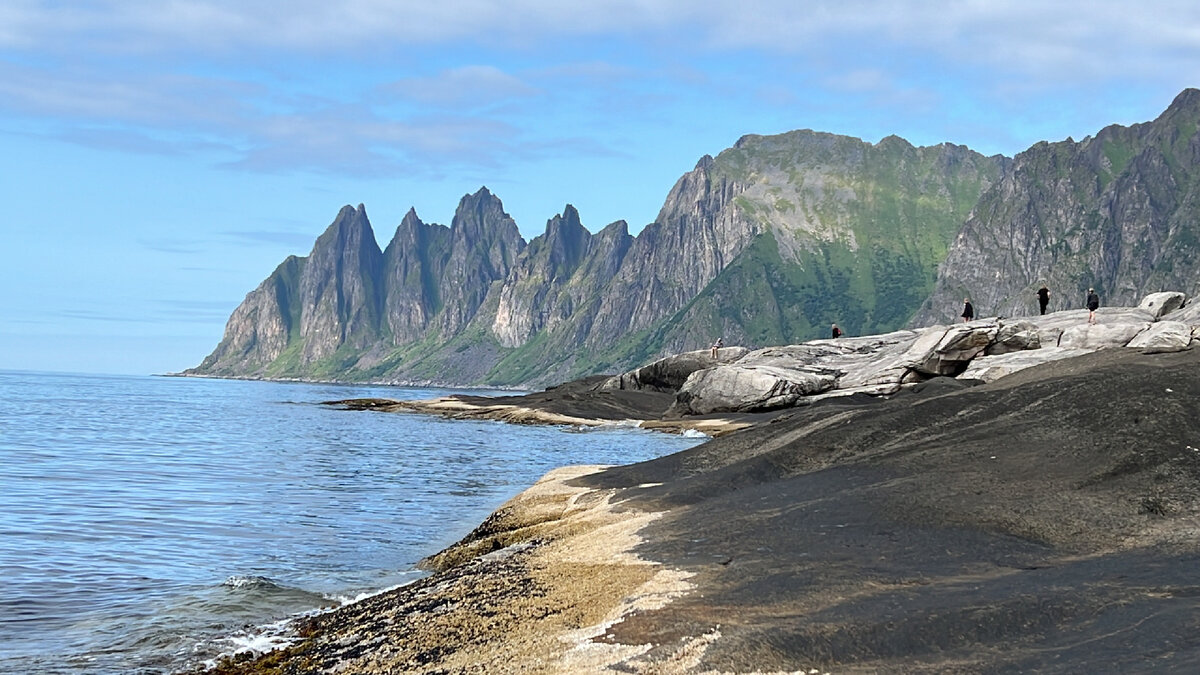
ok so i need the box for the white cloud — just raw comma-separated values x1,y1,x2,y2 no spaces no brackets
4,1,1198,86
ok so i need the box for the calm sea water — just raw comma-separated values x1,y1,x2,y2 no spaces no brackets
0,370,702,674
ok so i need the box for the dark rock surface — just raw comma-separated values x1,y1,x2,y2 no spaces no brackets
578,347,1200,672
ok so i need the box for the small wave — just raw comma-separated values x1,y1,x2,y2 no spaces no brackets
222,575,282,590
681,428,710,438
201,616,300,670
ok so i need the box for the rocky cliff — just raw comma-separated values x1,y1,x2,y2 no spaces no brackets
193,90,1200,387
190,130,1003,386
914,88,1200,325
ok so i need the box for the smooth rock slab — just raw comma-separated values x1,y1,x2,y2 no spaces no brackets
670,365,837,415
1139,291,1187,319
1170,301,1200,327
1059,321,1152,350
959,348,1093,383
598,347,749,393
1127,321,1194,354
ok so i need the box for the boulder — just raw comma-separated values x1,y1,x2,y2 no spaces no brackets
1127,321,1193,354
730,331,924,392
669,365,838,415
1059,321,1152,350
907,321,1000,376
1138,291,1187,320
597,347,749,393
959,348,1092,383
985,320,1041,355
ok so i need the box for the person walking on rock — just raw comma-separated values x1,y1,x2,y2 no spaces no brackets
831,323,843,339
1086,288,1100,324
961,298,974,323
1037,283,1051,315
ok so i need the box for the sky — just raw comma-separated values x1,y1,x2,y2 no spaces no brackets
2,1,1198,376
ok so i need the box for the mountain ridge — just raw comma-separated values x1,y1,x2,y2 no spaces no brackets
189,89,1200,387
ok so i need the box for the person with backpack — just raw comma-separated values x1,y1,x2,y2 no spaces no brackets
961,298,975,322
831,323,843,339
1086,288,1100,324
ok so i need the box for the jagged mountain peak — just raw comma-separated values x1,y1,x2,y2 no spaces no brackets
313,203,377,254
400,207,423,227
1166,87,1200,113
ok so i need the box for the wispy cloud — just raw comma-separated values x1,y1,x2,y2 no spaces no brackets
222,229,318,248
3,1,1197,178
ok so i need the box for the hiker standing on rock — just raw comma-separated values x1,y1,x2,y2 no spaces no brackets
961,298,974,323
711,337,724,359
1086,288,1100,324
831,323,843,339
1037,283,1051,315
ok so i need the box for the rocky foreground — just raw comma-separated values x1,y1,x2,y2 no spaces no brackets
214,295,1200,673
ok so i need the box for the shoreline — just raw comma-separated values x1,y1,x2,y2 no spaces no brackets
208,346,1200,673
207,465,707,674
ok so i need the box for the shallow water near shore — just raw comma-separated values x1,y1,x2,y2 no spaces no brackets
0,370,702,674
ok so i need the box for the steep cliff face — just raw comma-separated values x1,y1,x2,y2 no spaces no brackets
381,209,450,344
436,188,526,336
914,88,1200,325
192,255,304,376
297,204,386,364
491,205,593,348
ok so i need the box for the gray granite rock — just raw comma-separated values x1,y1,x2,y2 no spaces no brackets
1170,301,1200,326
671,365,837,415
986,320,1041,355
1127,321,1194,353
1138,291,1187,320
1059,319,1152,350
960,348,1093,383
597,347,749,393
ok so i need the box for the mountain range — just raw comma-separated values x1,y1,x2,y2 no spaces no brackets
188,89,1200,387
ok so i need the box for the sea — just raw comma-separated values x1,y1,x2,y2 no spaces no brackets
0,370,704,674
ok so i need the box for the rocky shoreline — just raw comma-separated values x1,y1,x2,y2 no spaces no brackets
211,296,1200,673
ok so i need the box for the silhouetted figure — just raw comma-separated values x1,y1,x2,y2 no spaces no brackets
831,323,843,339
961,298,974,322
710,337,724,358
1086,288,1100,324
1037,284,1051,315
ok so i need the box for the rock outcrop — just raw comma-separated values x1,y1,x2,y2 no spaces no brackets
652,292,1194,416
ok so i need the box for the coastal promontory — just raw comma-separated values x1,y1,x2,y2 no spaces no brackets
211,295,1200,673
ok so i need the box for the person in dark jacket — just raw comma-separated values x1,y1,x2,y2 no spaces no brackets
961,298,974,322
1086,288,1100,324
1037,283,1051,315
831,323,843,339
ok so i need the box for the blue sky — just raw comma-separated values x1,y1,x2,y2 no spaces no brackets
2,1,1198,375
